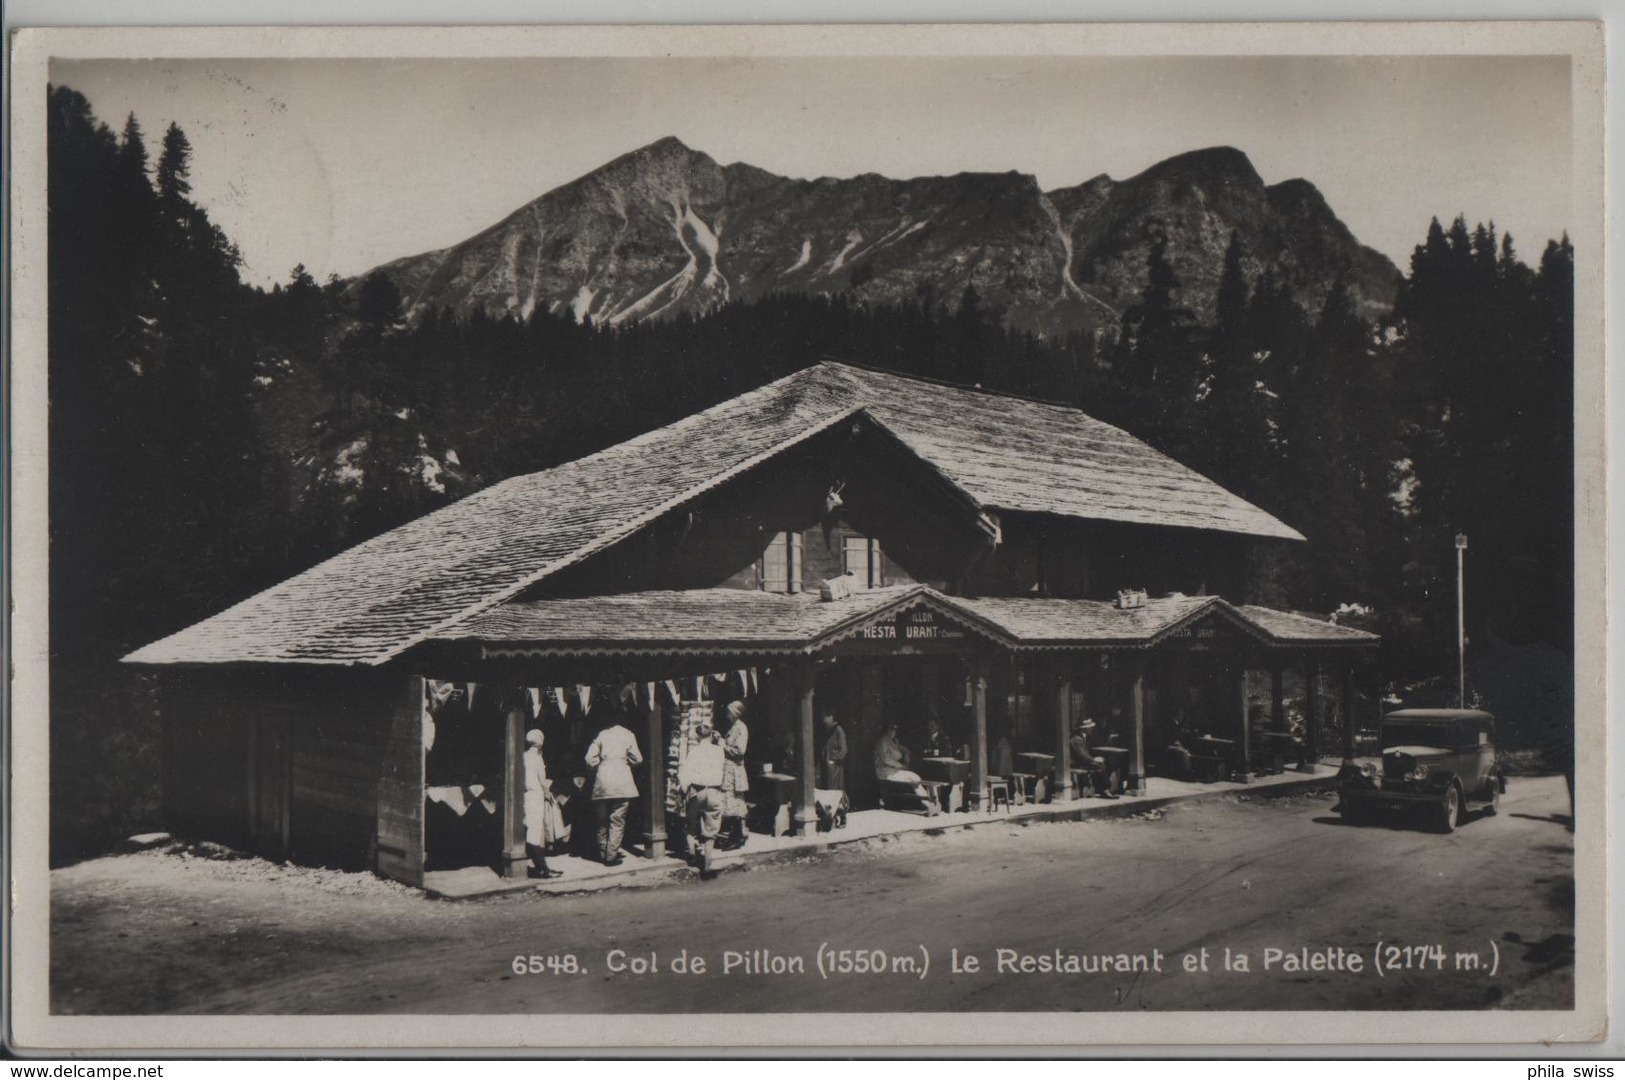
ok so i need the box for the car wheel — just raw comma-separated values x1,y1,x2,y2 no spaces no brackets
1438,785,1461,833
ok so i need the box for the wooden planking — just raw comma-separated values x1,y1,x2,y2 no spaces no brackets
293,781,377,819
374,675,425,887
292,748,377,782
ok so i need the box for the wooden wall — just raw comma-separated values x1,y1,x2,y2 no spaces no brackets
536,422,984,600
159,667,422,878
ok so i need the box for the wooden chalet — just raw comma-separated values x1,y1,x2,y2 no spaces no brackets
125,361,1376,886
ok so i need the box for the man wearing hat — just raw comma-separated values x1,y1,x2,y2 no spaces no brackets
1071,718,1120,798
678,719,728,877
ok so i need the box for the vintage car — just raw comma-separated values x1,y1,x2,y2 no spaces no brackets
1337,708,1506,832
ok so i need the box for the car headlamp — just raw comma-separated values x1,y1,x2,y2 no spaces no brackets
1407,764,1429,782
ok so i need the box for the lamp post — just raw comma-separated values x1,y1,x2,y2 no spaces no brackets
1455,533,1468,709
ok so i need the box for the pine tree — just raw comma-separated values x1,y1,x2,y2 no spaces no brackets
156,121,192,202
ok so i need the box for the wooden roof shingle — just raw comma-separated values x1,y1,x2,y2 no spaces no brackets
125,361,1304,666
438,588,1375,657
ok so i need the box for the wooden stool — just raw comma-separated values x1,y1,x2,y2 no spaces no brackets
985,778,1012,812
1009,771,1038,804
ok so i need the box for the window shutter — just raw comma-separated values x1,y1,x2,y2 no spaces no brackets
869,538,883,588
762,531,789,593
788,532,804,593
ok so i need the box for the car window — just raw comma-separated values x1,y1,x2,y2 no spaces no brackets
1380,723,1452,749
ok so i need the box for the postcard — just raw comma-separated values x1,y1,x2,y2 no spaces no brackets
6,20,1607,1053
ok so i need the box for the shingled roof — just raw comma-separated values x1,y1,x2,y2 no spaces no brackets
437,586,1374,658
125,361,1303,667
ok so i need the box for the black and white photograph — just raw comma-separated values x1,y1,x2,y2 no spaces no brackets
6,21,1608,1052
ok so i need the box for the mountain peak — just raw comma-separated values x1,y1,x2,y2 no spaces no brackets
1133,145,1264,190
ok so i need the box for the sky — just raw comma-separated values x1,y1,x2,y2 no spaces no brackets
53,54,1573,289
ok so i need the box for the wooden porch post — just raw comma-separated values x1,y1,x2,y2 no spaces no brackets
1127,654,1147,795
970,653,990,809
1271,665,1286,734
1052,661,1073,801
643,699,666,859
501,700,527,879
792,662,817,836
1341,665,1359,765
1303,655,1322,771
1236,667,1253,783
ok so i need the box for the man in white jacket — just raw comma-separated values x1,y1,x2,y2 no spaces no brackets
585,714,643,866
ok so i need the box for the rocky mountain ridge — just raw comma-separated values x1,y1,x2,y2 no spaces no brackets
361,136,1401,337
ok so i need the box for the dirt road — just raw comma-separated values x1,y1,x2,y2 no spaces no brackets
50,776,1574,1014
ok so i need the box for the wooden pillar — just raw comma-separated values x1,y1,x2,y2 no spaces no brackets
643,700,666,859
1303,655,1322,770
1271,665,1286,734
1052,661,1073,801
1342,665,1359,765
501,700,527,879
1235,667,1253,783
970,653,990,809
1127,655,1147,794
792,662,817,836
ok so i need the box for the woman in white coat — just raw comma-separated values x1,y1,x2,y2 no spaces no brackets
522,728,564,878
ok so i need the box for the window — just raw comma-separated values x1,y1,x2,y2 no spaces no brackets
760,531,803,593
842,535,884,588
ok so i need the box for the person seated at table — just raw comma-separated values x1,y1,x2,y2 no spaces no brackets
873,722,932,804
1070,718,1120,798
1163,737,1194,780
920,712,955,759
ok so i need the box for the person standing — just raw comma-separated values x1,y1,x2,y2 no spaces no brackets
719,700,751,850
584,712,643,866
818,709,848,793
522,729,563,879
677,719,728,877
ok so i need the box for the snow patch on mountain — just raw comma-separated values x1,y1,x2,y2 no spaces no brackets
783,239,813,275
571,285,598,323
826,230,864,274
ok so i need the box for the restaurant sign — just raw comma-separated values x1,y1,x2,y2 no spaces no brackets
855,606,968,643
1164,615,1241,649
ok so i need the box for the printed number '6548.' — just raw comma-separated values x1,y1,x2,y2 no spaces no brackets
512,953,582,975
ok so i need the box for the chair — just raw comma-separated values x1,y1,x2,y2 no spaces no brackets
984,777,1012,812
1009,771,1038,805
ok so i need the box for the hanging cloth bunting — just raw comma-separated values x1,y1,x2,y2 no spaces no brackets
465,683,477,711
551,687,569,719
693,676,706,701
619,683,638,709
576,684,593,714
428,680,456,708
646,683,658,711
665,680,681,707
750,668,760,694
528,688,543,719
738,670,751,696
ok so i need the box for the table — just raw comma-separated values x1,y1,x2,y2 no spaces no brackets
1190,736,1237,783
1013,752,1057,803
752,772,798,836
918,757,970,785
1078,745,1129,796
1253,732,1297,775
